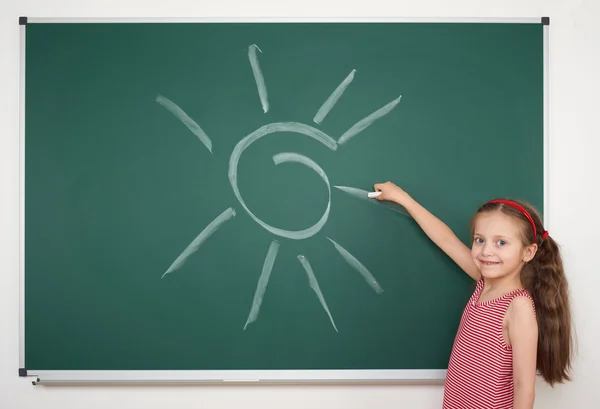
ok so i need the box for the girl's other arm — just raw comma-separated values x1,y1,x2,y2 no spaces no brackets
373,182,480,280
507,296,538,409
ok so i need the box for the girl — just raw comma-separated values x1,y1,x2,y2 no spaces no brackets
373,181,573,409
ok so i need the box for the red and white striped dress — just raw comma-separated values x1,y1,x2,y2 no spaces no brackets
442,280,535,409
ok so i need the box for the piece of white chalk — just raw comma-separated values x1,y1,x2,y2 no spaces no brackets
368,191,382,198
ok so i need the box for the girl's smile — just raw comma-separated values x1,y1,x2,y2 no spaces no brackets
478,260,501,266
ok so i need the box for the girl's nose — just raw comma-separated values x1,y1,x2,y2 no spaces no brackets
482,243,494,256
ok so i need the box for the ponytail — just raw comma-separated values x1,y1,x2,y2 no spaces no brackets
522,234,573,385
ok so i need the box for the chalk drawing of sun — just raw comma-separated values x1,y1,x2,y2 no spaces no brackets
156,44,404,332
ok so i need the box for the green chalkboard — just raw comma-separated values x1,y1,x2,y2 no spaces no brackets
22,20,545,381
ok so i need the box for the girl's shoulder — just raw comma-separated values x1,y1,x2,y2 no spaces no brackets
507,290,536,315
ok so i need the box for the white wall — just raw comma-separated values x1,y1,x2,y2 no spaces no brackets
1,1,598,408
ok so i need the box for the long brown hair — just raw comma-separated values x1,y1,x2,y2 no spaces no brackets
472,199,573,385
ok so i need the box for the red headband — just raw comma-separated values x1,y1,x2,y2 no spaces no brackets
486,199,549,241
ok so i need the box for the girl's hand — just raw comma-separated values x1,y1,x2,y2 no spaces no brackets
372,181,410,205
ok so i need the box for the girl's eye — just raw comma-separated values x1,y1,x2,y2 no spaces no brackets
474,237,484,244
497,240,507,246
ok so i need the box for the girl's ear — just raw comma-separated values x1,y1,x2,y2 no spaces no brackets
523,243,538,263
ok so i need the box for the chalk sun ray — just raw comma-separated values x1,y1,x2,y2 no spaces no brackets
161,207,236,279
248,44,269,113
334,185,411,218
297,255,339,332
337,96,402,146
155,94,213,153
244,240,280,330
326,237,383,294
313,69,356,125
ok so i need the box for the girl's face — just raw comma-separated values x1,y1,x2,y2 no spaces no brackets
470,211,537,280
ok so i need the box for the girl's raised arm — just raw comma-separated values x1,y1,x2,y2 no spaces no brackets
373,181,480,281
